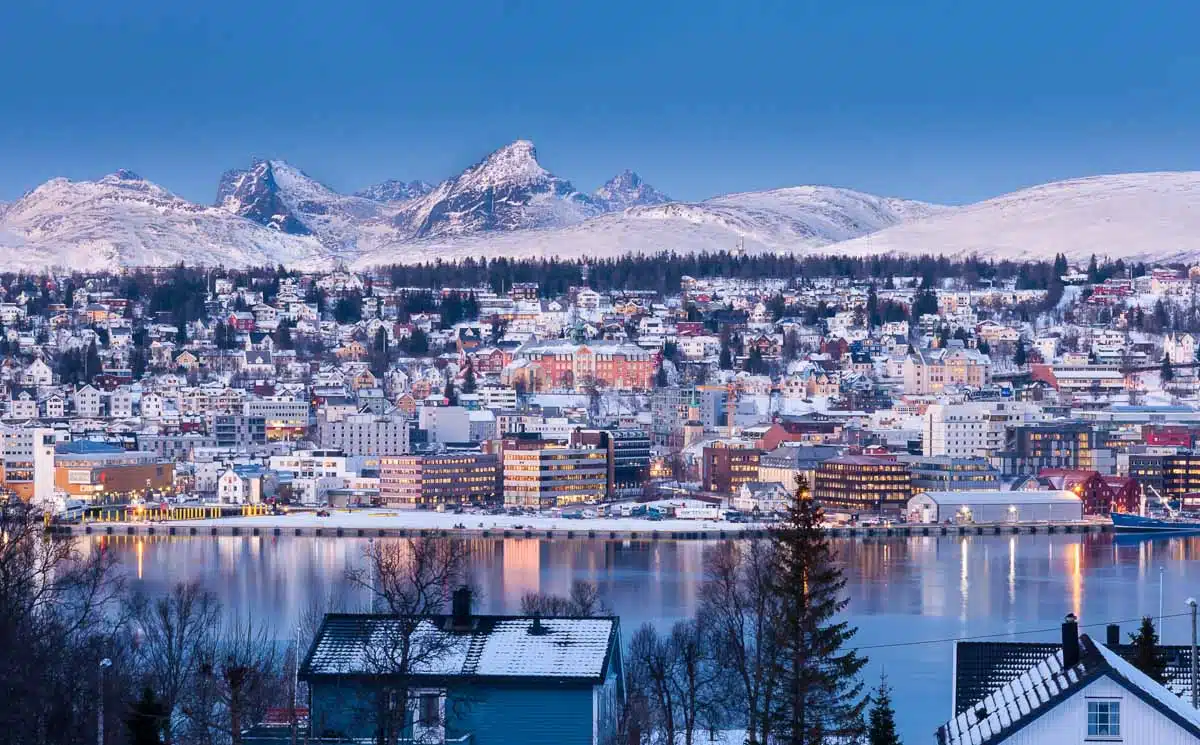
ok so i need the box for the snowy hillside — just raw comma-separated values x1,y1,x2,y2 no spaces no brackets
0,170,329,270
831,172,1200,262
395,140,604,239
355,185,945,266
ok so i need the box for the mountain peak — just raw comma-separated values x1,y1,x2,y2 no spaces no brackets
469,139,549,187
594,169,670,210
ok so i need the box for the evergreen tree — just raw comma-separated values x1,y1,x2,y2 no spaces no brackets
274,318,294,350
1128,616,1168,684
175,322,188,347
1087,254,1100,283
1161,355,1175,383
130,348,147,380
867,673,901,745
369,327,391,377
655,363,669,388
866,284,880,329
124,686,167,745
406,327,430,357
1013,338,1027,367
444,379,458,407
718,326,733,370
769,477,868,743
462,358,478,394
84,340,102,381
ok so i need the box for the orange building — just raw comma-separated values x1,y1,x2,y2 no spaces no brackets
54,444,174,502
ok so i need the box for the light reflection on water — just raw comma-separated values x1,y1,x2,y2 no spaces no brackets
93,532,1199,741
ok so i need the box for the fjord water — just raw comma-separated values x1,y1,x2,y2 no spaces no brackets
100,533,1200,741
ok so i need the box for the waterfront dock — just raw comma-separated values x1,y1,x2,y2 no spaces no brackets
50,518,1112,541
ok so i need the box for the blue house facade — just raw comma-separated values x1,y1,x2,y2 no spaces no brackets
299,595,624,745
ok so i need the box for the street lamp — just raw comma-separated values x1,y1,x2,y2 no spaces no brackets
98,657,112,745
1187,598,1198,710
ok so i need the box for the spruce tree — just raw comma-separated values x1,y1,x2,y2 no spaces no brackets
770,477,868,744
1128,616,1168,684
867,673,901,745
1161,356,1175,383
124,687,167,745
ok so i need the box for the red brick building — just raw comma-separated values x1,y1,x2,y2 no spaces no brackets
504,341,656,392
1036,468,1139,515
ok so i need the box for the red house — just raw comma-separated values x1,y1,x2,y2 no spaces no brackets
228,311,256,332
1036,468,1139,515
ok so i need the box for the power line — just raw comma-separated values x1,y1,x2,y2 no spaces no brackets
851,611,1194,651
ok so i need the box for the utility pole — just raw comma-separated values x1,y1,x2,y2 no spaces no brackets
98,657,112,745
1188,598,1198,710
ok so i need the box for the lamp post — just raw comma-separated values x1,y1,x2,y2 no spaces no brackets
1187,598,1198,710
98,657,112,745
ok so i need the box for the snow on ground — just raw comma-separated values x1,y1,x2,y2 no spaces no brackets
127,508,764,534
834,171,1200,262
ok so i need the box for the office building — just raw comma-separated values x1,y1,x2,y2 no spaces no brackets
379,452,499,508
813,455,912,516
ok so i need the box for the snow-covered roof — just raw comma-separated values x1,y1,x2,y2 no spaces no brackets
913,490,1082,506
301,613,618,683
938,634,1200,745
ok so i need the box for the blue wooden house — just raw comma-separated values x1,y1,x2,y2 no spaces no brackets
298,591,624,745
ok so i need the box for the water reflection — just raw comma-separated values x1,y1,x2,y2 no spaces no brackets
92,532,1198,742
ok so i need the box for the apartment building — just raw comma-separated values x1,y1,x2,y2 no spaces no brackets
923,401,1047,458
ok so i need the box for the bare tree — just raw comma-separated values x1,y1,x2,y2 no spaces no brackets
343,538,471,744
0,499,128,745
669,619,724,745
520,580,609,617
627,623,678,745
184,615,284,745
127,581,221,744
699,540,782,745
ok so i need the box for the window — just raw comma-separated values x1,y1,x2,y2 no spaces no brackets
419,693,441,725
1087,700,1120,738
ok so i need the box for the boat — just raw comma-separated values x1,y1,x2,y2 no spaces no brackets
1110,512,1200,534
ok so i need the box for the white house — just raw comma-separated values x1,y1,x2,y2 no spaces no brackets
72,385,102,418
938,615,1200,745
109,388,134,419
21,359,53,387
140,392,164,420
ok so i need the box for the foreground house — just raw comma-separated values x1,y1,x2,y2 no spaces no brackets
938,614,1200,744
299,591,624,745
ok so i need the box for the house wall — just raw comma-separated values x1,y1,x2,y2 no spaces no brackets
309,680,596,745
1002,675,1197,745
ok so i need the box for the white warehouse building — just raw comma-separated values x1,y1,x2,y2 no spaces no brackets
907,490,1083,524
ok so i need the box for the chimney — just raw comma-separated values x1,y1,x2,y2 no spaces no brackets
528,614,549,636
451,586,472,627
1106,624,1120,648
1062,613,1080,668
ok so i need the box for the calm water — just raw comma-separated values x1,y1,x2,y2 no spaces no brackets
96,533,1200,742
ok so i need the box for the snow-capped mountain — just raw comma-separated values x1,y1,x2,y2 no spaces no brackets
355,185,946,266
0,170,328,270
354,179,433,203
217,159,400,256
593,170,670,211
831,172,1200,262
396,140,603,239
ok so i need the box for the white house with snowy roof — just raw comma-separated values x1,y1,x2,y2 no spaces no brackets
939,614,1200,745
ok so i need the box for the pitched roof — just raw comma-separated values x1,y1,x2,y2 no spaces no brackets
940,635,1200,745
300,613,618,684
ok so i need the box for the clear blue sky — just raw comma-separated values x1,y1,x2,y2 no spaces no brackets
3,0,1200,206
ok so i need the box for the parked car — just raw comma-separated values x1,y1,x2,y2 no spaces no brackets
316,509,331,517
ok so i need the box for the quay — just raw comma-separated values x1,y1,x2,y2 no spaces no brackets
49,518,1112,541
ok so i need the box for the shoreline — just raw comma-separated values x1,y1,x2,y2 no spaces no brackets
53,509,1113,540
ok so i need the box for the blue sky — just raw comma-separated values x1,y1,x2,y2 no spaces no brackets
2,0,1200,206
